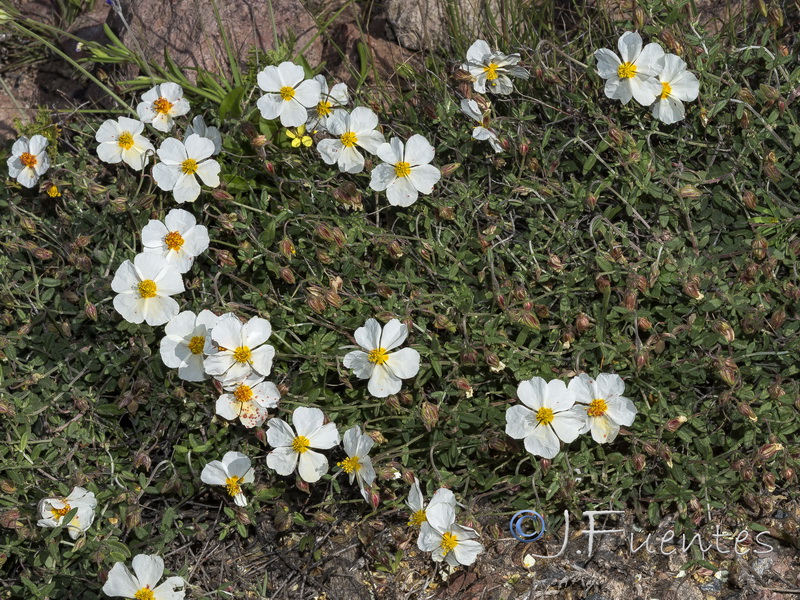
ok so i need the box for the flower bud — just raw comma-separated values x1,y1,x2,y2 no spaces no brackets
769,307,786,330
585,194,597,210
633,6,645,29
665,415,687,432
369,487,381,510
608,127,626,147
595,275,610,293
368,430,387,445
718,357,739,387
0,480,15,494
110,196,128,212
378,464,399,480
84,302,98,322
637,317,653,332
211,189,234,201
575,313,591,334
659,446,673,468
737,402,757,422
679,184,703,199
386,239,404,258
0,509,22,529
125,507,142,530
33,247,53,260
758,443,783,461
279,238,296,259
306,295,326,314
279,267,295,284
713,320,735,343
659,29,682,55
215,249,235,268
133,451,152,472
767,383,785,399
742,190,757,209
783,467,796,482
683,276,704,300
315,223,336,243
460,346,479,365
763,162,782,183
251,135,268,149
296,477,310,494
540,458,551,475
548,254,564,272
324,289,343,308
751,237,768,261
384,394,401,412
633,454,646,472
763,472,776,493
440,163,461,177
527,156,540,172
768,5,783,27
635,351,649,370
621,289,637,310
737,88,757,104
519,140,530,156
421,401,439,432
433,314,456,332
437,206,455,220
454,377,473,398
402,469,416,485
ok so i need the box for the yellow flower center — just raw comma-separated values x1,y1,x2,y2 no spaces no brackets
338,456,361,474
292,435,310,454
225,475,242,497
20,152,37,168
340,131,358,148
440,531,459,555
617,62,637,79
152,97,173,115
188,335,205,355
368,347,389,365
317,100,332,117
47,185,61,198
233,384,254,403
483,63,499,80
181,158,198,175
408,509,427,527
134,588,155,600
394,161,411,178
137,279,157,299
232,346,251,364
279,86,296,101
50,501,71,519
164,230,185,251
587,398,608,417
117,131,135,150
536,407,554,426
660,81,672,99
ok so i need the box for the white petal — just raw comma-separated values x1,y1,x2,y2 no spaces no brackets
384,348,420,379
594,48,621,79
385,177,420,207
617,31,643,64
298,450,329,482
308,422,340,450
379,319,407,350
201,461,229,485
408,164,440,194
343,350,373,379
404,134,435,165
267,446,298,476
505,404,535,439
131,554,164,589
369,163,396,192
266,417,296,448
102,563,140,598
367,364,402,397
354,318,382,350
257,94,283,120
523,425,560,458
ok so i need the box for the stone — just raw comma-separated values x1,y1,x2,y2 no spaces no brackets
106,0,323,84
385,0,501,51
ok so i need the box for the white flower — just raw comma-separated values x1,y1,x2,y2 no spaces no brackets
505,377,587,459
461,39,529,95
159,310,219,381
594,31,665,106
266,406,340,483
406,478,457,530
459,99,502,153
136,82,190,132
203,314,275,385
95,117,154,171
111,253,184,326
343,318,421,398
200,451,255,507
37,486,96,540
568,373,637,444
152,135,221,204
369,135,441,207
417,496,484,567
184,115,222,155
142,208,209,273
306,76,349,132
337,426,376,501
216,374,280,428
256,61,322,127
102,554,185,600
7,135,49,188
317,107,385,173
651,54,700,124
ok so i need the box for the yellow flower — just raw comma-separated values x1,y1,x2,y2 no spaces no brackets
47,185,61,198
286,125,312,148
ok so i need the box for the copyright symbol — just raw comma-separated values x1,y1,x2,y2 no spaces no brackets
510,509,546,543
